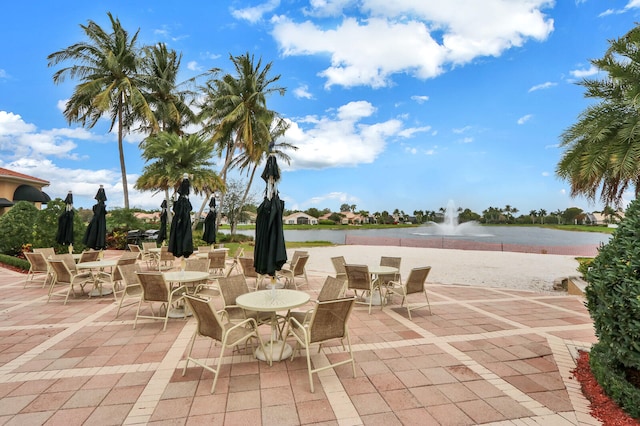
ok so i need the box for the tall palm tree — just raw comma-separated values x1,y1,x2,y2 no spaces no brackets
135,132,223,222
47,12,157,208
557,24,640,207
195,52,287,227
139,43,198,134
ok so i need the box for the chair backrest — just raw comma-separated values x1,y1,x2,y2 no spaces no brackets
292,254,309,276
308,297,356,344
331,256,347,276
218,274,250,306
185,257,210,273
54,253,76,271
136,272,169,302
290,250,308,266
207,251,226,269
184,294,224,341
33,247,55,259
405,267,432,295
128,244,142,253
142,242,157,252
318,275,347,301
380,256,401,269
233,247,245,260
114,255,139,281
344,264,371,291
159,246,175,261
238,257,257,278
118,263,141,288
49,259,72,283
25,252,49,273
79,250,101,263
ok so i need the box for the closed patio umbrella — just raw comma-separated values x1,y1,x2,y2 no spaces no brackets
157,200,168,245
202,196,217,245
56,191,74,251
168,174,193,258
83,186,107,250
254,155,287,277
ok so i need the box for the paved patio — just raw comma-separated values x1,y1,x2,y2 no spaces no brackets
0,250,600,425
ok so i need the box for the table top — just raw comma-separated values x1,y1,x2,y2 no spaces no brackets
236,289,310,312
163,270,209,283
368,265,398,275
148,247,162,253
195,249,228,258
76,259,118,269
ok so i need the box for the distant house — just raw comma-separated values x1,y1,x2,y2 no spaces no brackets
0,168,51,216
283,212,318,225
134,212,160,223
320,211,367,225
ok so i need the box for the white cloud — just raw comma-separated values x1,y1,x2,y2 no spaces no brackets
411,95,429,104
517,114,533,124
541,171,550,176
280,100,424,169
0,69,7,79
187,61,202,71
570,64,599,78
306,191,358,206
271,0,554,88
528,82,556,92
294,84,314,99
460,137,474,144
232,0,281,23
452,126,471,134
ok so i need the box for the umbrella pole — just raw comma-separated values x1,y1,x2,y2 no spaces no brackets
68,243,73,254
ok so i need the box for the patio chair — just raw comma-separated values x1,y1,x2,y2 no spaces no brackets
33,247,55,260
280,297,357,393
23,252,51,288
157,246,176,271
141,241,157,267
114,263,142,318
217,274,270,325
330,256,348,283
225,247,244,275
109,252,140,296
207,251,228,278
182,294,265,393
127,244,142,259
134,272,186,331
277,254,309,290
185,257,210,288
289,275,347,324
78,250,101,263
238,256,265,291
377,256,401,289
344,264,382,314
47,259,92,304
386,266,432,319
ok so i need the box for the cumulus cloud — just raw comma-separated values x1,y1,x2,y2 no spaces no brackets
517,114,533,124
570,64,599,79
294,84,314,99
0,69,8,79
187,61,203,71
280,100,426,169
232,0,281,23
411,95,429,104
269,0,554,88
528,82,556,92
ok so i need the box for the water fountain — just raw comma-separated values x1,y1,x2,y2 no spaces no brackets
419,200,489,236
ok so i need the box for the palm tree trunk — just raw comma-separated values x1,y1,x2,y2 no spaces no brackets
231,163,259,236
118,97,130,209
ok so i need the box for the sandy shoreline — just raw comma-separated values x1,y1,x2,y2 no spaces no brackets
298,245,583,293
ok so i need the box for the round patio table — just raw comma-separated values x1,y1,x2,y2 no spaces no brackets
76,259,118,297
163,270,210,318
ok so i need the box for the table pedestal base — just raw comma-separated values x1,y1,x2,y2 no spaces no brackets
361,291,383,306
89,287,113,297
167,307,192,318
265,282,285,289
255,341,292,362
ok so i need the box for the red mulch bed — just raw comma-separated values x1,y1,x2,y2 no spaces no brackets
572,350,640,425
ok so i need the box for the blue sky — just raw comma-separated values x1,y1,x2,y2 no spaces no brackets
1,0,639,216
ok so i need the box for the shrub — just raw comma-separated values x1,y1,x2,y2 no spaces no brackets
0,201,39,255
585,197,640,419
0,253,29,271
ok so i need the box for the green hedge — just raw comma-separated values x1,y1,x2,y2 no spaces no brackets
0,254,29,271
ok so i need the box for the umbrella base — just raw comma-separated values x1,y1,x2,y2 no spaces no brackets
255,341,293,362
168,306,192,319
361,292,384,306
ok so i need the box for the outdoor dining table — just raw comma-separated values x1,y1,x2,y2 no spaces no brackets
75,259,118,297
163,270,210,318
236,289,310,363
195,248,229,259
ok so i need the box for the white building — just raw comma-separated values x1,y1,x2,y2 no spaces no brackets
283,212,318,225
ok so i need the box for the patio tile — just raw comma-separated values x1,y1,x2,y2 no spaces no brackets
261,403,300,426
296,399,336,424
43,407,94,425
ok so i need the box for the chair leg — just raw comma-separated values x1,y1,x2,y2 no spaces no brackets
133,299,143,329
182,331,198,375
305,340,315,393
424,289,432,314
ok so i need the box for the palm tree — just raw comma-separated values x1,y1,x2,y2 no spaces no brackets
196,52,286,225
139,43,198,134
538,209,547,224
529,210,538,224
47,12,157,209
557,24,640,207
135,132,223,222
